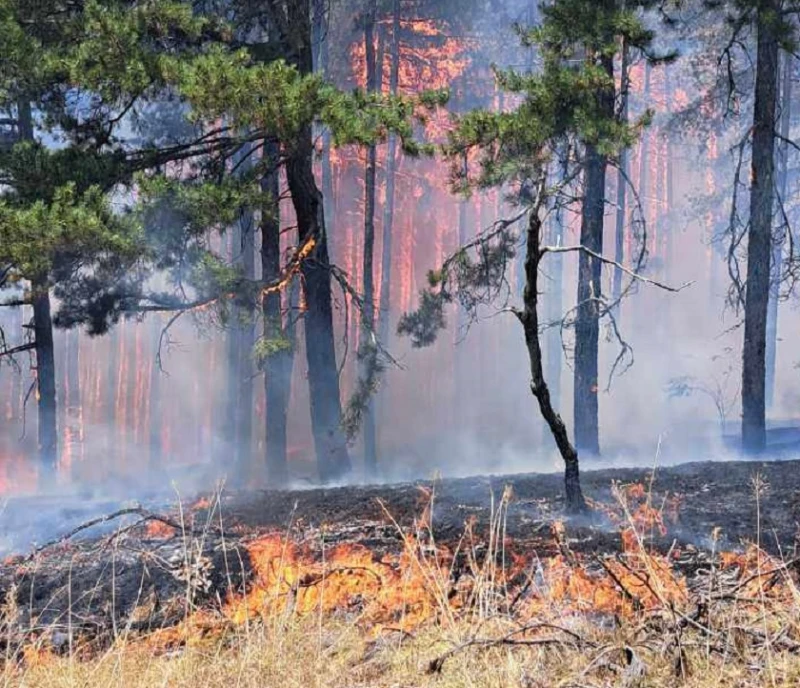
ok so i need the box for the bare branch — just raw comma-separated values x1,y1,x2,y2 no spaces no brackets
542,245,694,293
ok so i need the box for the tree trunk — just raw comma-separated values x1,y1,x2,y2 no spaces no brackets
573,50,613,456
32,280,57,482
454,155,470,425
522,205,587,514
238,207,256,479
376,0,400,437
546,159,566,410
261,141,295,486
360,2,378,478
224,225,242,468
149,315,162,470
18,99,59,484
612,37,630,307
742,1,779,454
224,145,257,483
765,51,793,411
286,133,351,482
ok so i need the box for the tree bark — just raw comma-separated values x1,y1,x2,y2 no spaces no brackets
376,0,400,433
612,37,630,307
32,280,58,482
18,99,59,484
281,0,350,482
522,206,587,514
360,1,378,478
742,0,779,454
573,49,613,456
261,141,295,486
765,50,792,411
285,132,351,482
148,315,162,470
546,159,566,410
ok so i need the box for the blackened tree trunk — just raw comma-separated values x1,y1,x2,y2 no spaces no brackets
18,99,58,483
286,131,351,481
224,224,242,467
283,0,350,482
360,1,378,477
522,205,587,514
573,51,613,457
238,207,256,479
261,141,295,486
32,279,57,481
742,0,779,454
765,51,793,411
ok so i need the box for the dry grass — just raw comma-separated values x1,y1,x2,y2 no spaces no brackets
4,478,800,687
6,616,800,687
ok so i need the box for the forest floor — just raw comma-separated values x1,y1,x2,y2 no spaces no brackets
3,457,800,686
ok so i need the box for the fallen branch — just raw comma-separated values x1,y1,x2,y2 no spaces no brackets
427,622,595,674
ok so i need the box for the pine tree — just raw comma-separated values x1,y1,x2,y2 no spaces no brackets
398,1,670,512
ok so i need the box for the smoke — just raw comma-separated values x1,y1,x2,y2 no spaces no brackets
0,0,798,508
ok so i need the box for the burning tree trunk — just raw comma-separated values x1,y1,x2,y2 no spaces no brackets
520,204,587,514
765,51,793,412
742,0,779,454
359,1,379,478
573,50,614,457
261,141,295,486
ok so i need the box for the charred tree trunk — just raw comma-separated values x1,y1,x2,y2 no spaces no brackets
573,52,613,457
18,100,58,483
521,206,587,514
765,51,793,411
286,132,351,482
360,2,378,478
238,208,256,479
742,1,779,454
282,0,350,482
32,280,57,482
261,141,295,486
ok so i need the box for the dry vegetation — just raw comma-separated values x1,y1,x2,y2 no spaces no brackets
4,478,800,687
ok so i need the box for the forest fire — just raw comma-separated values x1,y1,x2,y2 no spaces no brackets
1,0,799,685
4,470,800,687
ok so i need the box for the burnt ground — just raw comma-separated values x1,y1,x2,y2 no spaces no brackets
219,457,800,556
1,457,800,651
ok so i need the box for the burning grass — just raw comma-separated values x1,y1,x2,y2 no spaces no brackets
3,476,800,686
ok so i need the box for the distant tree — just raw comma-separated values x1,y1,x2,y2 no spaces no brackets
686,0,799,452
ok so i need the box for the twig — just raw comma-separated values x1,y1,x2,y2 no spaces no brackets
427,622,595,674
